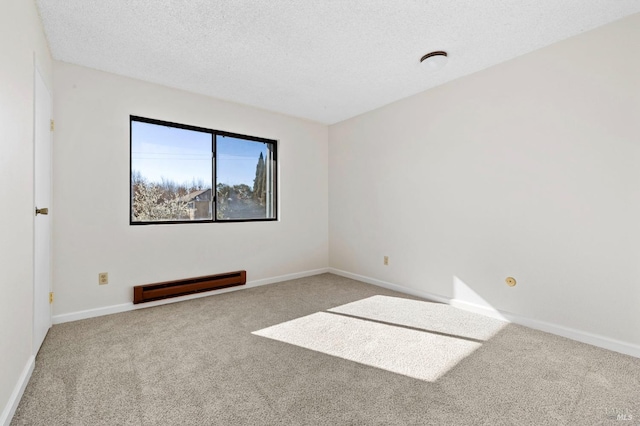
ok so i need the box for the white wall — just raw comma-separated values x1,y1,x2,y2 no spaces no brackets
52,62,328,316
329,14,640,346
0,0,53,421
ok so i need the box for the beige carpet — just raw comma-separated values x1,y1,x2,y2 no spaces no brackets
12,273,640,425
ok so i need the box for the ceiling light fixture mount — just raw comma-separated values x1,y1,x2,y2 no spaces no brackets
420,51,448,71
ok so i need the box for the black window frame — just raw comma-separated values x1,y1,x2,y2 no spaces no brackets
130,115,278,225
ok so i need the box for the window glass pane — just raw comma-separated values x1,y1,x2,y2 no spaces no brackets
216,136,275,220
131,121,212,222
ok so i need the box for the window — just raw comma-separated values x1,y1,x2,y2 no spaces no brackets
130,116,277,224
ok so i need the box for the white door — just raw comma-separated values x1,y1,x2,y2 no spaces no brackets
33,66,52,354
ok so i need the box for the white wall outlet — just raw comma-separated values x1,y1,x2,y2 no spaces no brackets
384,256,389,266
98,272,109,285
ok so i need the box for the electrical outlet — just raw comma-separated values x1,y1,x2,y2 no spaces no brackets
383,256,389,266
99,272,109,285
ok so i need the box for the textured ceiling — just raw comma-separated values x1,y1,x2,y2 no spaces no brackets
36,1,640,124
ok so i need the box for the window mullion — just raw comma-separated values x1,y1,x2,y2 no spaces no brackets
212,133,217,222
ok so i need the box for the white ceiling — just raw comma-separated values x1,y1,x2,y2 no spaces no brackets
36,1,640,124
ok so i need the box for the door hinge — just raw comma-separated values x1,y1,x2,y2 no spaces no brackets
50,119,54,131
49,292,54,304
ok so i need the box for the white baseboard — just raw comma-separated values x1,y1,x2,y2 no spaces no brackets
328,268,451,304
1,356,35,426
449,299,640,358
329,268,640,359
52,302,134,324
52,268,329,325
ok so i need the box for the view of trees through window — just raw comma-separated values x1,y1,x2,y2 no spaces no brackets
130,117,276,223
216,136,274,220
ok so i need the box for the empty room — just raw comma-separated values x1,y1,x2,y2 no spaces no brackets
2,1,640,425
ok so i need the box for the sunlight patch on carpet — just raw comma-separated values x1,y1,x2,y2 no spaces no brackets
329,295,506,341
253,297,506,382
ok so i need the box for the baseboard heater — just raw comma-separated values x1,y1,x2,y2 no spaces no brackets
133,270,246,304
